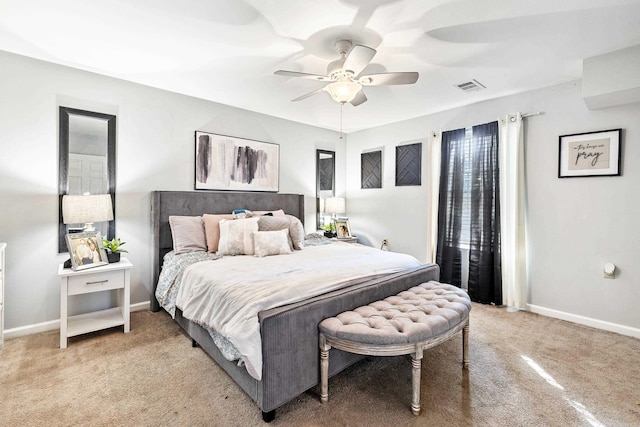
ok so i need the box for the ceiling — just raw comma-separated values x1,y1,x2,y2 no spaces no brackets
1,0,640,133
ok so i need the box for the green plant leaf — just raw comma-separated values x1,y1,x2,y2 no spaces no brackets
101,237,127,253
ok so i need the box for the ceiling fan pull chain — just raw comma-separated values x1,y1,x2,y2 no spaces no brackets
340,103,344,140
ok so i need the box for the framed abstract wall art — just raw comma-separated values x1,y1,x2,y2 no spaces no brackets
558,129,621,178
361,150,382,189
395,142,422,186
195,131,280,191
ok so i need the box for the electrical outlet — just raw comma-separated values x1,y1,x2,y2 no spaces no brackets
382,239,389,245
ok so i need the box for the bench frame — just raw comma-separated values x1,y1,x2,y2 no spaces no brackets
319,317,469,415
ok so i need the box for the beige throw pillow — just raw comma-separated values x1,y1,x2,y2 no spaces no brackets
168,216,207,254
253,229,292,257
253,209,286,217
203,214,235,253
218,217,260,256
286,215,305,250
258,216,294,250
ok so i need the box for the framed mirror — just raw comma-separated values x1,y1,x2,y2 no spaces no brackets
316,149,335,230
58,107,116,253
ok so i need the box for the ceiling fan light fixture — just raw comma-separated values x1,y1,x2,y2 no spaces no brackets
325,80,362,104
275,39,418,107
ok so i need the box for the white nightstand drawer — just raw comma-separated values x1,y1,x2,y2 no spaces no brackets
67,269,125,295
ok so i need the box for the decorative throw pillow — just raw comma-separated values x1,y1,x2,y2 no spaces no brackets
169,216,207,254
286,215,305,250
232,209,253,219
218,217,260,256
258,216,294,250
253,229,292,257
253,209,286,217
203,214,235,253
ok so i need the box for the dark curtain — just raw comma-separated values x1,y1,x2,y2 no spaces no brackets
468,121,502,304
436,122,502,305
436,128,467,287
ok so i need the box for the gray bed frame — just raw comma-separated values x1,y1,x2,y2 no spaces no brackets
150,190,440,422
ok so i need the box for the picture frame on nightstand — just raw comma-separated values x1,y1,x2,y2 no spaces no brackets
65,231,108,271
334,218,352,239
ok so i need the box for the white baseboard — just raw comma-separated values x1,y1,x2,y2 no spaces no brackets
7,301,637,342
527,304,640,339
3,300,151,340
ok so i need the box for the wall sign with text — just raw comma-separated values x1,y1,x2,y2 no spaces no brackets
558,129,621,178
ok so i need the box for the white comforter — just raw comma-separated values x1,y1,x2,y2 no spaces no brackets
175,242,421,380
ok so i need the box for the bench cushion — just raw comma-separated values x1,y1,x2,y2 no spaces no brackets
319,281,471,345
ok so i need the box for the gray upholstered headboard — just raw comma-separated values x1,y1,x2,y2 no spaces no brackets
150,190,305,311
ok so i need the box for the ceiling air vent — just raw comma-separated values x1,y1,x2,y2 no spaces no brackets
456,79,486,92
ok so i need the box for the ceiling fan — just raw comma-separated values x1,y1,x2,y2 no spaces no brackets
274,40,419,107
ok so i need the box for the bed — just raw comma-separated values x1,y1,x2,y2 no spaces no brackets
151,190,440,421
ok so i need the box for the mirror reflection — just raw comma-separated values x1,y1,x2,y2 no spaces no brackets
316,149,335,230
58,107,116,253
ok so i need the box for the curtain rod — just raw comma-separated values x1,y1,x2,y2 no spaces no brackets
506,111,544,122
433,111,544,136
522,111,542,118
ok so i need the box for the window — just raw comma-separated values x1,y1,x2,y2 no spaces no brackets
436,121,501,304
443,128,473,246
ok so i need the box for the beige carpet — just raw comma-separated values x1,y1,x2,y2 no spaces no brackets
1,305,639,426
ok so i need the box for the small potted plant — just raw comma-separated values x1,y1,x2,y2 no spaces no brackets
323,222,336,238
102,237,127,263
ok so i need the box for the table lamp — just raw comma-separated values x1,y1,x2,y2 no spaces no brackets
62,193,114,232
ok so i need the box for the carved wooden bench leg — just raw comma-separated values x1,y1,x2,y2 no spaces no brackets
320,334,330,404
462,320,470,369
411,349,423,416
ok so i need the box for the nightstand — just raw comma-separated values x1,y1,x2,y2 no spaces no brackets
332,236,358,244
58,258,131,349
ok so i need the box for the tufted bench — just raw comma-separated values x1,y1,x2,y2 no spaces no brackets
318,280,471,416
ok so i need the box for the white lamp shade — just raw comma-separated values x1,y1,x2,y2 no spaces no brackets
62,194,114,225
324,197,346,214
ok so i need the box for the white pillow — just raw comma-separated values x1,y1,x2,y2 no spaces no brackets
253,229,292,257
217,217,260,256
169,216,206,254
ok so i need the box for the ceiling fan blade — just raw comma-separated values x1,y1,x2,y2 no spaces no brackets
274,70,331,81
343,45,376,76
291,87,326,102
350,90,367,107
359,72,419,86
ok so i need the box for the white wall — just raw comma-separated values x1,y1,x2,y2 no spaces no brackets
347,81,640,332
2,48,639,337
0,51,344,332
